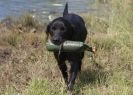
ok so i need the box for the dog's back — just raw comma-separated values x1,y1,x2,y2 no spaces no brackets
63,3,87,42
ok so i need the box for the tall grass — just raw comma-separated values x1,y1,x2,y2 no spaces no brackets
108,0,133,33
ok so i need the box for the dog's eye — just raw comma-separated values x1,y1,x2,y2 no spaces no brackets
52,27,56,30
61,27,65,31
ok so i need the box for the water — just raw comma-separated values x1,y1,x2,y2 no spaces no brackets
0,0,107,22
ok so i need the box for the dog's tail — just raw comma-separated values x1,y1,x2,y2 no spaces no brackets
63,2,68,16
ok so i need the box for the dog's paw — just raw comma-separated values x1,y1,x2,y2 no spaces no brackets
67,83,74,91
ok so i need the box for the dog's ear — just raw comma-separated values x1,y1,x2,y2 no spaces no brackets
46,23,50,34
63,2,68,16
45,22,52,42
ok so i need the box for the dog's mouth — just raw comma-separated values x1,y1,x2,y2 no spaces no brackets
52,40,62,45
48,39,64,58
51,39,65,45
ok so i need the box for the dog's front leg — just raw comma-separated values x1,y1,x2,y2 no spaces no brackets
58,62,68,85
54,52,68,85
67,60,80,91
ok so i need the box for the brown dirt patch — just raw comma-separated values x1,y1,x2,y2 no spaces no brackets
0,47,11,64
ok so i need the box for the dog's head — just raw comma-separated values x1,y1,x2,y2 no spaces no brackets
46,17,73,45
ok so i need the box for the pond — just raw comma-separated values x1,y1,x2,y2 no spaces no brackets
0,0,108,22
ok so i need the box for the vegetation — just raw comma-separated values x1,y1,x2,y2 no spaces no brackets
0,0,133,95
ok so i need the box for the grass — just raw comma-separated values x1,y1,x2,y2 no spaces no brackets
0,0,133,95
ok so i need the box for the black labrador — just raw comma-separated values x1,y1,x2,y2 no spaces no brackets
46,3,92,91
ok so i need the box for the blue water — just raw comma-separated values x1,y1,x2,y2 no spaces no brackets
0,0,107,21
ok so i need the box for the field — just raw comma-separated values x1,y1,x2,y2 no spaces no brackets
0,0,133,95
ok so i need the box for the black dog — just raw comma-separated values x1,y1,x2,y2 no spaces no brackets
46,3,88,90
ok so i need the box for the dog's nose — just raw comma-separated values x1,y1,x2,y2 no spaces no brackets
52,38,60,44
53,39,59,43
53,37,59,41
